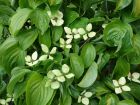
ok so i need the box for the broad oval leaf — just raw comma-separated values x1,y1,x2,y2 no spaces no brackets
70,53,84,79
9,8,32,36
26,72,54,105
132,0,140,17
78,62,98,88
81,43,96,68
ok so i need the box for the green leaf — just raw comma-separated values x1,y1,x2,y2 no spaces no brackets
99,93,119,105
9,8,32,36
116,0,132,11
64,9,79,26
19,0,29,8
89,17,105,23
28,0,45,9
78,62,98,88
7,68,31,96
31,9,50,35
70,53,84,79
39,29,51,48
70,17,89,28
113,57,130,79
80,43,96,68
127,35,140,64
117,100,137,105
132,0,140,17
103,20,133,54
52,26,63,43
16,29,38,50
26,72,54,105
0,37,25,73
129,83,140,101
97,53,110,72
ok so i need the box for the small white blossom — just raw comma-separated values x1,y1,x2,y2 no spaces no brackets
60,38,72,49
25,51,39,66
39,44,57,61
113,77,131,94
102,23,108,28
78,90,93,105
45,64,74,89
128,72,140,83
0,95,14,105
82,23,96,40
48,10,64,26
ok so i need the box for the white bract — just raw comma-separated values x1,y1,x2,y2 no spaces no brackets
78,90,93,105
113,77,131,94
45,64,74,89
0,95,14,105
82,23,96,40
64,27,81,40
25,51,39,66
39,44,57,61
47,10,64,26
128,72,140,83
60,38,72,49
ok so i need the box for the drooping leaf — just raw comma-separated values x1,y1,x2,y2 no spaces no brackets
70,53,84,79
9,8,32,36
80,43,96,68
78,62,98,88
26,72,54,105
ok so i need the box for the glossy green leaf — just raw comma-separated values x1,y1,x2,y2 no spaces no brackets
26,72,54,105
28,0,44,9
116,0,132,11
81,43,96,68
30,9,50,35
70,53,84,79
9,8,32,36
78,62,98,88
113,57,130,79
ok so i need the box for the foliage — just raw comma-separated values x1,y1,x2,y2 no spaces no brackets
0,0,140,105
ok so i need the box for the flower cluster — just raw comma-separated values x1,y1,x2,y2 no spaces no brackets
78,90,93,105
45,64,74,89
47,10,64,26
128,72,140,83
25,44,57,66
39,44,57,61
113,77,131,94
0,94,14,105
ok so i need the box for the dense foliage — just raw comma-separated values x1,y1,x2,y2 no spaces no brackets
0,0,140,105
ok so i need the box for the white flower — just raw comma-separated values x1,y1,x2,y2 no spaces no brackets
82,23,96,40
0,96,14,105
78,28,86,35
78,90,92,105
60,38,72,49
48,10,64,26
25,51,39,66
39,44,57,61
128,72,140,83
64,27,81,40
45,64,74,89
102,24,108,28
113,77,131,94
